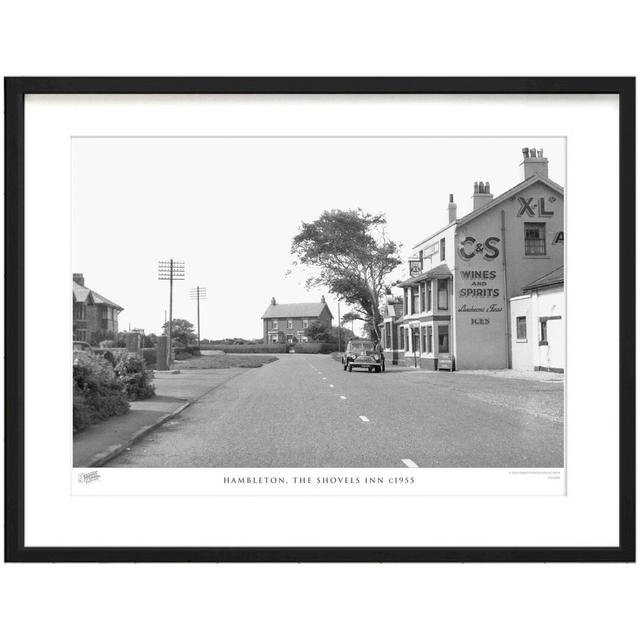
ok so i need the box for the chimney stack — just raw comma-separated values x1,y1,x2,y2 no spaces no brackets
321,295,326,303
73,273,85,286
448,193,457,223
472,180,493,210
270,296,276,305
521,147,549,180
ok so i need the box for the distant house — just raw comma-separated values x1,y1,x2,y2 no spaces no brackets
261,296,333,344
73,273,123,343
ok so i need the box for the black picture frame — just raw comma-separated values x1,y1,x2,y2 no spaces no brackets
4,77,635,563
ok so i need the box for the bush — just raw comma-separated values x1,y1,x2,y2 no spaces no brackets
73,353,130,432
141,347,157,367
114,352,156,400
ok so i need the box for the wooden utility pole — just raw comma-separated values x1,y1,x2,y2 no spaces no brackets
190,286,207,350
158,259,185,367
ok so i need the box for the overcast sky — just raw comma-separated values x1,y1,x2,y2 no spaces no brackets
72,137,565,339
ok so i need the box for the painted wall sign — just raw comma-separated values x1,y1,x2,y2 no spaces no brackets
517,196,555,217
553,231,564,244
457,236,500,261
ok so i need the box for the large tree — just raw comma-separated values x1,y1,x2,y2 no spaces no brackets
161,318,197,346
291,209,401,340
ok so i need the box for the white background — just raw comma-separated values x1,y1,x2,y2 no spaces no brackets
28,95,601,546
1,2,638,640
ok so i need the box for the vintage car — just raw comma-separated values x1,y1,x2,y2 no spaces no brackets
341,340,385,373
72,340,93,353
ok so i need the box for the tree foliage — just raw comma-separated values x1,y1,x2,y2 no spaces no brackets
162,318,197,346
291,209,401,339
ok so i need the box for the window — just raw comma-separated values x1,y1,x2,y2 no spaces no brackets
539,319,548,345
399,327,405,350
412,287,419,314
438,325,449,353
421,327,427,353
437,279,449,310
524,222,546,256
287,319,293,329
440,237,446,261
427,326,433,353
73,302,86,321
420,282,426,312
302,319,309,329
385,322,392,348
516,316,527,341
272,320,278,329
404,289,409,315
426,280,432,312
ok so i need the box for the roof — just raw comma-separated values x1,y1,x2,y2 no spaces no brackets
73,281,123,311
261,302,333,319
522,265,564,292
397,263,453,288
412,174,564,249
456,174,564,228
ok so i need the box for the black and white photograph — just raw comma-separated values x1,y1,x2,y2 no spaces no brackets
5,77,632,563
71,136,565,476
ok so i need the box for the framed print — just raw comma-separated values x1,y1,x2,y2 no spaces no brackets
4,77,635,562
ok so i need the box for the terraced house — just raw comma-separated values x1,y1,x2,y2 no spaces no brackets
261,296,333,344
387,147,564,371
72,273,123,344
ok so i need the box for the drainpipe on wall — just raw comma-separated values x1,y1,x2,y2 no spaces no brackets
501,209,511,369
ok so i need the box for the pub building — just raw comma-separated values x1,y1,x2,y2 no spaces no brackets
383,148,564,370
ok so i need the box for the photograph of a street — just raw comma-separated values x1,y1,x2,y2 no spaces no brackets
72,136,565,472
98,354,563,468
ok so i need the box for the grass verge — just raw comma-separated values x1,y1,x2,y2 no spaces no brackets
172,354,278,369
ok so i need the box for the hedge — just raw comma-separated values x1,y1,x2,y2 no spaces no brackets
73,352,129,432
215,342,338,354
114,352,156,400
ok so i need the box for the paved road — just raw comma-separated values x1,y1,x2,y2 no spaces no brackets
106,354,564,468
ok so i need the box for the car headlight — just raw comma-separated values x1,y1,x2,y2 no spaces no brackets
374,355,380,362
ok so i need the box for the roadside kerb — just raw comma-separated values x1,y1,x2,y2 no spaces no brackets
81,368,249,467
84,400,191,468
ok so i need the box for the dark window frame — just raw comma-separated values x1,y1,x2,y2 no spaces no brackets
524,222,547,256
516,316,527,341
437,279,449,311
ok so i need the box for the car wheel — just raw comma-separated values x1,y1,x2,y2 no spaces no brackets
368,367,373,373
376,366,381,373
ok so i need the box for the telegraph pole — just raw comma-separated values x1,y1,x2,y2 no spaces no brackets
337,300,342,353
190,286,207,350
158,259,185,366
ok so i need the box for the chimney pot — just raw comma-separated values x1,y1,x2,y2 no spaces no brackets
472,181,494,210
321,295,326,303
522,147,530,159
448,194,457,223
73,273,85,286
270,297,276,305
520,146,549,179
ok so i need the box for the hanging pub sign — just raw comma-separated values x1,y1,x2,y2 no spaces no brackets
409,258,423,277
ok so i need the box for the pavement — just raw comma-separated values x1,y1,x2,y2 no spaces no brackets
105,354,564,468
73,369,248,467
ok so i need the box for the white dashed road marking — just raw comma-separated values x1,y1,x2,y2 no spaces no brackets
402,459,419,468
339,396,346,400
359,416,370,422
329,384,334,388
